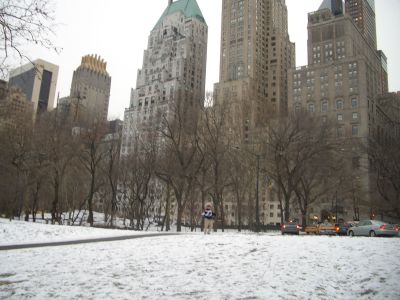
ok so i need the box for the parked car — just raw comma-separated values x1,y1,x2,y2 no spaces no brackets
347,220,398,237
334,222,353,236
394,224,399,237
281,222,302,235
305,221,345,235
304,223,319,234
318,221,336,235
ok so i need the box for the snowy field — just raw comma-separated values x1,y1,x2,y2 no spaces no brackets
0,218,147,246
1,219,400,299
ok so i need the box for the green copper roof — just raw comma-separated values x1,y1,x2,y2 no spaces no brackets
154,0,206,29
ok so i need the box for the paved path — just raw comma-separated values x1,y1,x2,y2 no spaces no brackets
0,233,180,251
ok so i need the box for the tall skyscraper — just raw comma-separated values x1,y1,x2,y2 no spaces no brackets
121,0,207,156
318,0,344,16
288,1,389,221
70,54,111,123
9,59,58,118
345,0,388,93
345,0,377,50
214,0,295,142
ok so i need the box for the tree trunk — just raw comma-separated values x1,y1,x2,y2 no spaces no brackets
110,183,117,227
31,182,40,223
176,202,183,232
165,187,171,231
277,187,284,225
51,178,59,224
219,195,225,232
190,195,196,232
236,189,242,232
87,170,95,226
139,200,145,230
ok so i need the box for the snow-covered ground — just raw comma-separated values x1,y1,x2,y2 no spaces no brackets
0,218,148,246
1,219,400,299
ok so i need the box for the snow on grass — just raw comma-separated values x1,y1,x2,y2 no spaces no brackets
0,218,148,246
0,220,399,299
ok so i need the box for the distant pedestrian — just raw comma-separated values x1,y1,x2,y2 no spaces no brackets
202,202,216,234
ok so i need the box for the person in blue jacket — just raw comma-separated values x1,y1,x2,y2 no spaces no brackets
202,202,216,234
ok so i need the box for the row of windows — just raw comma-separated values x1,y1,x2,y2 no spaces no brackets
306,102,359,114
298,98,359,111
293,84,359,96
337,125,359,137
293,62,358,80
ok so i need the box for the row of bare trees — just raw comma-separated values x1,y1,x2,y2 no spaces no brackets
1,92,398,229
138,93,352,231
0,106,122,226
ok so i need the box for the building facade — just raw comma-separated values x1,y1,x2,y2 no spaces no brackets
345,0,388,94
287,2,391,222
119,0,207,226
69,55,111,123
121,0,207,156
8,59,58,118
0,80,34,127
212,0,295,227
377,92,400,141
214,0,295,143
345,0,377,50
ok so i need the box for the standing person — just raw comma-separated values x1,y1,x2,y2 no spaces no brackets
202,202,216,234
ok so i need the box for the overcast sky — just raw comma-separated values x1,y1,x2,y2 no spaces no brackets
19,0,400,120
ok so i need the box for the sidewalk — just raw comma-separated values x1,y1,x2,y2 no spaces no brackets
0,232,179,251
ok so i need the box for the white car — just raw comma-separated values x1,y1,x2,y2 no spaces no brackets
347,220,397,237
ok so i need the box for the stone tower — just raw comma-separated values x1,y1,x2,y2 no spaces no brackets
70,54,111,123
121,0,208,155
214,0,295,143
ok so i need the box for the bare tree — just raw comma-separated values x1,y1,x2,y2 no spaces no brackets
198,100,233,231
193,157,211,232
155,92,203,232
79,120,107,226
100,125,122,226
0,0,58,77
62,160,87,225
121,142,155,230
262,112,336,223
367,135,400,219
0,107,33,218
35,111,76,223
228,149,253,231
291,117,341,226
25,130,49,222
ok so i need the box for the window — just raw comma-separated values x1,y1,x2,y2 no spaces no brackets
270,213,274,218
352,125,359,136
270,204,274,209
336,100,343,110
352,112,358,120
321,100,328,113
337,127,344,137
337,114,343,121
308,103,315,113
351,98,358,108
